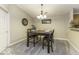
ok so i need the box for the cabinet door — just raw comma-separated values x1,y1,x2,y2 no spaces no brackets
73,14,79,25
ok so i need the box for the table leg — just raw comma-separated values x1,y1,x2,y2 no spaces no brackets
48,39,50,53
27,37,29,47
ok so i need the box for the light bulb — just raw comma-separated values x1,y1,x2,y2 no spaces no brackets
44,15,47,19
37,16,40,19
39,15,43,19
37,15,47,19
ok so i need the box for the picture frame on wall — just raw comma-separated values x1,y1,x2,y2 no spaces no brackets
42,19,51,24
22,18,28,26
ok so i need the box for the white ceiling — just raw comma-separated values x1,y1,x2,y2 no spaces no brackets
17,4,79,19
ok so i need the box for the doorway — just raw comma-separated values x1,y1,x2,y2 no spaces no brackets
0,7,9,52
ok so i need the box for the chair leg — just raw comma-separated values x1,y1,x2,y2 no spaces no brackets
52,38,54,43
27,37,29,47
33,37,35,47
36,36,38,40
48,40,50,53
52,35,54,43
42,39,44,49
51,40,53,52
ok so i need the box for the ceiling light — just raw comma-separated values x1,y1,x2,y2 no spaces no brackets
37,4,47,20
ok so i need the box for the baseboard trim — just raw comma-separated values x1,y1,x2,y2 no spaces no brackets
54,38,67,40
0,47,7,53
8,38,26,47
55,38,79,53
67,39,79,53
8,37,67,47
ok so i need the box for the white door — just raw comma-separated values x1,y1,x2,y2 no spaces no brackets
0,8,9,52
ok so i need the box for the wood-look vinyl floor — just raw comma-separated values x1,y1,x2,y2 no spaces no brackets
1,40,69,55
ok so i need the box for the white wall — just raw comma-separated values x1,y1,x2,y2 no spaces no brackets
53,15,69,39
34,15,69,39
8,5,33,44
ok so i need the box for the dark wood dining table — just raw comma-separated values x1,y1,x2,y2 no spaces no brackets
27,30,52,53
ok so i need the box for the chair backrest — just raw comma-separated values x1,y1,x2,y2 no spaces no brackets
50,30,54,40
27,28,36,37
31,25,36,30
27,29,32,37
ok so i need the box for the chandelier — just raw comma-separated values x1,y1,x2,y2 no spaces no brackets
37,4,47,20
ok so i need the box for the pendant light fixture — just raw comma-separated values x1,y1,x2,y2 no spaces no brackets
37,4,47,20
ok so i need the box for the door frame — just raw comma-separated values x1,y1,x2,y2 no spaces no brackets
0,5,10,51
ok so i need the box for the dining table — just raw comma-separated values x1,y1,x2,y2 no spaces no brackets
27,29,52,53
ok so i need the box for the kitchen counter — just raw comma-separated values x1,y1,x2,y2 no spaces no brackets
70,27,79,31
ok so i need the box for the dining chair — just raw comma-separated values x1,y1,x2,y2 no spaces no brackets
27,29,35,47
42,30,54,52
27,28,39,47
